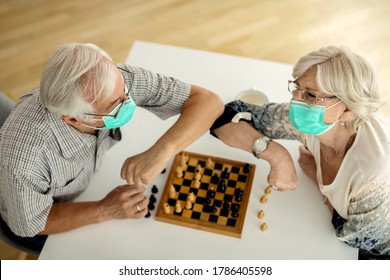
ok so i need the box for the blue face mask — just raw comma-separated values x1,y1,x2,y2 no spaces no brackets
289,100,341,135
99,97,136,129
82,94,136,130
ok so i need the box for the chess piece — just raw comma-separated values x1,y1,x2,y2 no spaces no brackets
206,158,213,169
194,172,201,181
260,223,268,232
149,194,157,203
196,164,203,174
243,163,250,173
264,186,272,195
188,192,196,203
193,180,201,188
185,198,192,209
169,184,176,199
260,195,267,204
175,201,182,213
257,210,265,219
176,166,183,178
163,202,171,214
180,158,187,169
151,185,158,194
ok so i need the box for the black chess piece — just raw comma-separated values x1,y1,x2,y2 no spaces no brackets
217,179,226,192
149,194,157,203
145,211,151,218
161,168,166,174
207,190,215,198
151,185,158,194
243,163,250,173
148,203,155,211
231,211,239,218
223,201,230,210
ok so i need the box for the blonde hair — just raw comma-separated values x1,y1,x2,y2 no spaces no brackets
40,43,117,120
293,45,385,131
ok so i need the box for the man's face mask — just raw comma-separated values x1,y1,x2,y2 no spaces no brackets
83,85,136,130
289,100,342,135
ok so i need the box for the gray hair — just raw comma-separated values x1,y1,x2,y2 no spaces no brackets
292,45,385,131
40,43,117,120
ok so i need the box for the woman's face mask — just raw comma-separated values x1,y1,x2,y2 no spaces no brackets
289,100,342,135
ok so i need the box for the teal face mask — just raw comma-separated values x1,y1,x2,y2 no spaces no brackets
100,97,136,129
289,100,341,135
82,93,136,130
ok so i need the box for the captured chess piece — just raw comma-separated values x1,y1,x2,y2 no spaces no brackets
151,185,158,194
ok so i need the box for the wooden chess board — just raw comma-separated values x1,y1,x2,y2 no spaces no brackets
155,151,256,238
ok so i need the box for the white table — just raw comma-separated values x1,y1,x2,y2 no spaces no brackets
39,41,357,260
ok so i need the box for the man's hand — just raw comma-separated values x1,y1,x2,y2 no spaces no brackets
120,147,169,185
99,184,149,220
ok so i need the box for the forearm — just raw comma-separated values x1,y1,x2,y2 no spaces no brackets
38,201,105,235
152,85,224,157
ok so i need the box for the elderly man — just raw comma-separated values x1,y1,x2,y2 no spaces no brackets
0,42,223,252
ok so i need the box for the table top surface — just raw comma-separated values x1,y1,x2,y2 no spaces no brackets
39,41,357,260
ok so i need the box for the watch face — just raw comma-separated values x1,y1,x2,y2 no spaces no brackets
254,138,267,152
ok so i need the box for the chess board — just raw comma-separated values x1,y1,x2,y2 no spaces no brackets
155,151,256,238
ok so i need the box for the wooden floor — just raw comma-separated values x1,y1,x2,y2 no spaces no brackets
0,0,389,259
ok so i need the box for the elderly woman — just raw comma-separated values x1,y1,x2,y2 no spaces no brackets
211,46,390,259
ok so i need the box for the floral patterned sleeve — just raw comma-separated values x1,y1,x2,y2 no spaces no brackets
211,100,305,143
333,182,390,257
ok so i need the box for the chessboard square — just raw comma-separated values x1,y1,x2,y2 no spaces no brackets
187,166,195,172
210,175,220,184
197,189,207,197
227,218,237,227
214,193,224,200
173,211,182,216
227,180,237,188
225,187,235,195
182,179,192,186
214,163,223,170
189,158,198,166
202,205,212,213
198,160,205,167
193,204,203,212
209,214,218,223
231,166,240,174
238,175,247,182
173,183,182,190
182,209,192,218
179,186,190,193
191,211,201,220
189,188,199,195
220,209,229,217
229,173,238,181
217,216,228,225
167,198,177,206
195,197,206,204
200,212,209,221
184,172,193,180
178,193,187,201
200,182,209,190
204,169,212,176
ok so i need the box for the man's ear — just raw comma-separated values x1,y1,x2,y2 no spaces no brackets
61,115,79,126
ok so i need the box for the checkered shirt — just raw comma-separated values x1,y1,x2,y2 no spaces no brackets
0,64,191,237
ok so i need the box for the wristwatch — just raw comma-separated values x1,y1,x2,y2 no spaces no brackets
252,136,272,158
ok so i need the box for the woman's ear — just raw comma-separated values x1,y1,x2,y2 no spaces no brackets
341,106,355,122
